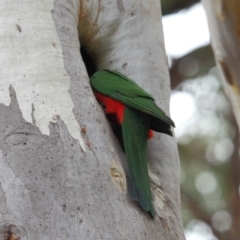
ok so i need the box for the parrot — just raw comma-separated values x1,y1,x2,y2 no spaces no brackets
90,70,175,217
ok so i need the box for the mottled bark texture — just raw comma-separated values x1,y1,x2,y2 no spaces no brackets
0,0,184,239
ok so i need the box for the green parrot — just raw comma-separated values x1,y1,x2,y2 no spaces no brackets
90,70,175,217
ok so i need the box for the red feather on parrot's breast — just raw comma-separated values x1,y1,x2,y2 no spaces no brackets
94,91,154,139
94,91,125,124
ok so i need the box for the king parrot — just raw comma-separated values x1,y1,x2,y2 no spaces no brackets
90,70,175,217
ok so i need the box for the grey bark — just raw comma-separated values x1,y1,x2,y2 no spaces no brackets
0,0,184,239
202,0,240,131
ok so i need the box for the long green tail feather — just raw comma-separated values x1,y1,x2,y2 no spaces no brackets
122,106,154,217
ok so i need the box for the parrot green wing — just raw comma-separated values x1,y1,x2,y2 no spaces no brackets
90,70,175,128
91,70,153,99
122,106,154,217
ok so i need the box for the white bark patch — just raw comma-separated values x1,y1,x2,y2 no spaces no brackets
148,167,166,211
0,0,85,151
109,159,127,194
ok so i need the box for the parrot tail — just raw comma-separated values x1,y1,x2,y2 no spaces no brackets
122,106,154,217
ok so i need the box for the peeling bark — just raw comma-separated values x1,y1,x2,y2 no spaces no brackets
0,0,184,239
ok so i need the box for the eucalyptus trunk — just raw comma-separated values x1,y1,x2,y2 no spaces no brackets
202,0,240,131
0,0,184,239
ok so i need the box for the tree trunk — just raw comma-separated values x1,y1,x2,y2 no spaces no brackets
0,0,184,239
202,0,240,131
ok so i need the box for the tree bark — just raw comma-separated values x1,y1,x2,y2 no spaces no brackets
0,0,184,239
202,0,240,132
